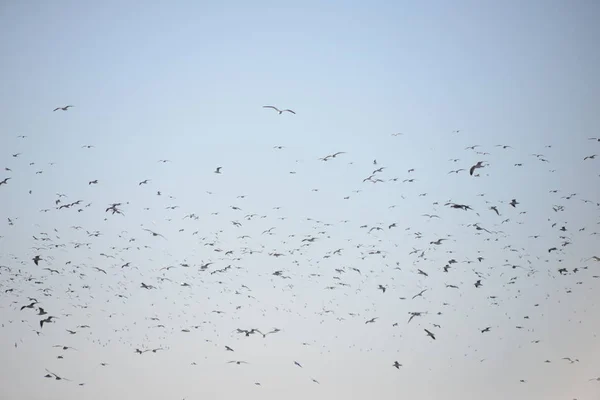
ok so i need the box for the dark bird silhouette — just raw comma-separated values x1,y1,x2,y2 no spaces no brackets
263,105,295,115
469,161,486,176
53,105,74,112
40,316,57,328
424,329,436,340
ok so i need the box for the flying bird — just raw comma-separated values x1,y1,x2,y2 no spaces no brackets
53,105,74,112
262,105,295,115
469,161,486,176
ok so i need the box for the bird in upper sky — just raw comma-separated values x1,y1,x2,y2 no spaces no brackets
469,161,486,176
53,105,74,111
262,105,295,114
214,167,222,174
424,329,436,340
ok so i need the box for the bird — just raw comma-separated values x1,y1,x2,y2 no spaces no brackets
424,329,436,340
32,255,42,266
214,167,222,174
53,105,74,112
262,105,295,115
227,360,249,365
393,361,402,369
412,289,428,299
481,327,491,333
0,178,10,186
143,228,166,239
40,316,58,328
365,317,378,324
584,154,597,160
44,369,71,381
469,161,486,176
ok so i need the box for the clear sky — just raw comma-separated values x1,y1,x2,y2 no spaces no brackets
1,1,599,399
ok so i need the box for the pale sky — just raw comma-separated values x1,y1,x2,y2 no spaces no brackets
1,1,599,399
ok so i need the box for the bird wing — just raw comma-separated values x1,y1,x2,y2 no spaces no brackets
283,109,296,114
263,105,280,111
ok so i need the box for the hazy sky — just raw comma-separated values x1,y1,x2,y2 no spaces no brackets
1,1,599,399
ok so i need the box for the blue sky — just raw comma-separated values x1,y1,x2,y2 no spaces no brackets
1,1,599,399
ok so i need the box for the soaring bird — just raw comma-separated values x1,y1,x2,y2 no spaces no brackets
143,228,166,239
424,329,436,340
32,255,42,266
393,361,402,369
53,105,74,111
227,360,249,365
0,178,11,186
214,167,222,174
584,154,597,160
469,161,486,176
263,105,295,115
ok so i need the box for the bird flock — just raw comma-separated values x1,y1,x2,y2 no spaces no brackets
1,104,600,399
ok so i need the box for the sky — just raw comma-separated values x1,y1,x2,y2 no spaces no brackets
1,1,599,399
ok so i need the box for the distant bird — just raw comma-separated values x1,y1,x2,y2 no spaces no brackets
412,289,428,299
469,161,486,176
143,228,166,239
0,178,10,186
365,317,378,324
32,255,42,266
139,179,150,185
294,361,303,368
40,316,57,328
263,105,295,115
481,327,491,333
53,105,74,112
584,154,597,160
393,361,402,369
424,329,436,340
509,199,519,208
44,368,70,381
227,360,248,365
214,167,222,174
